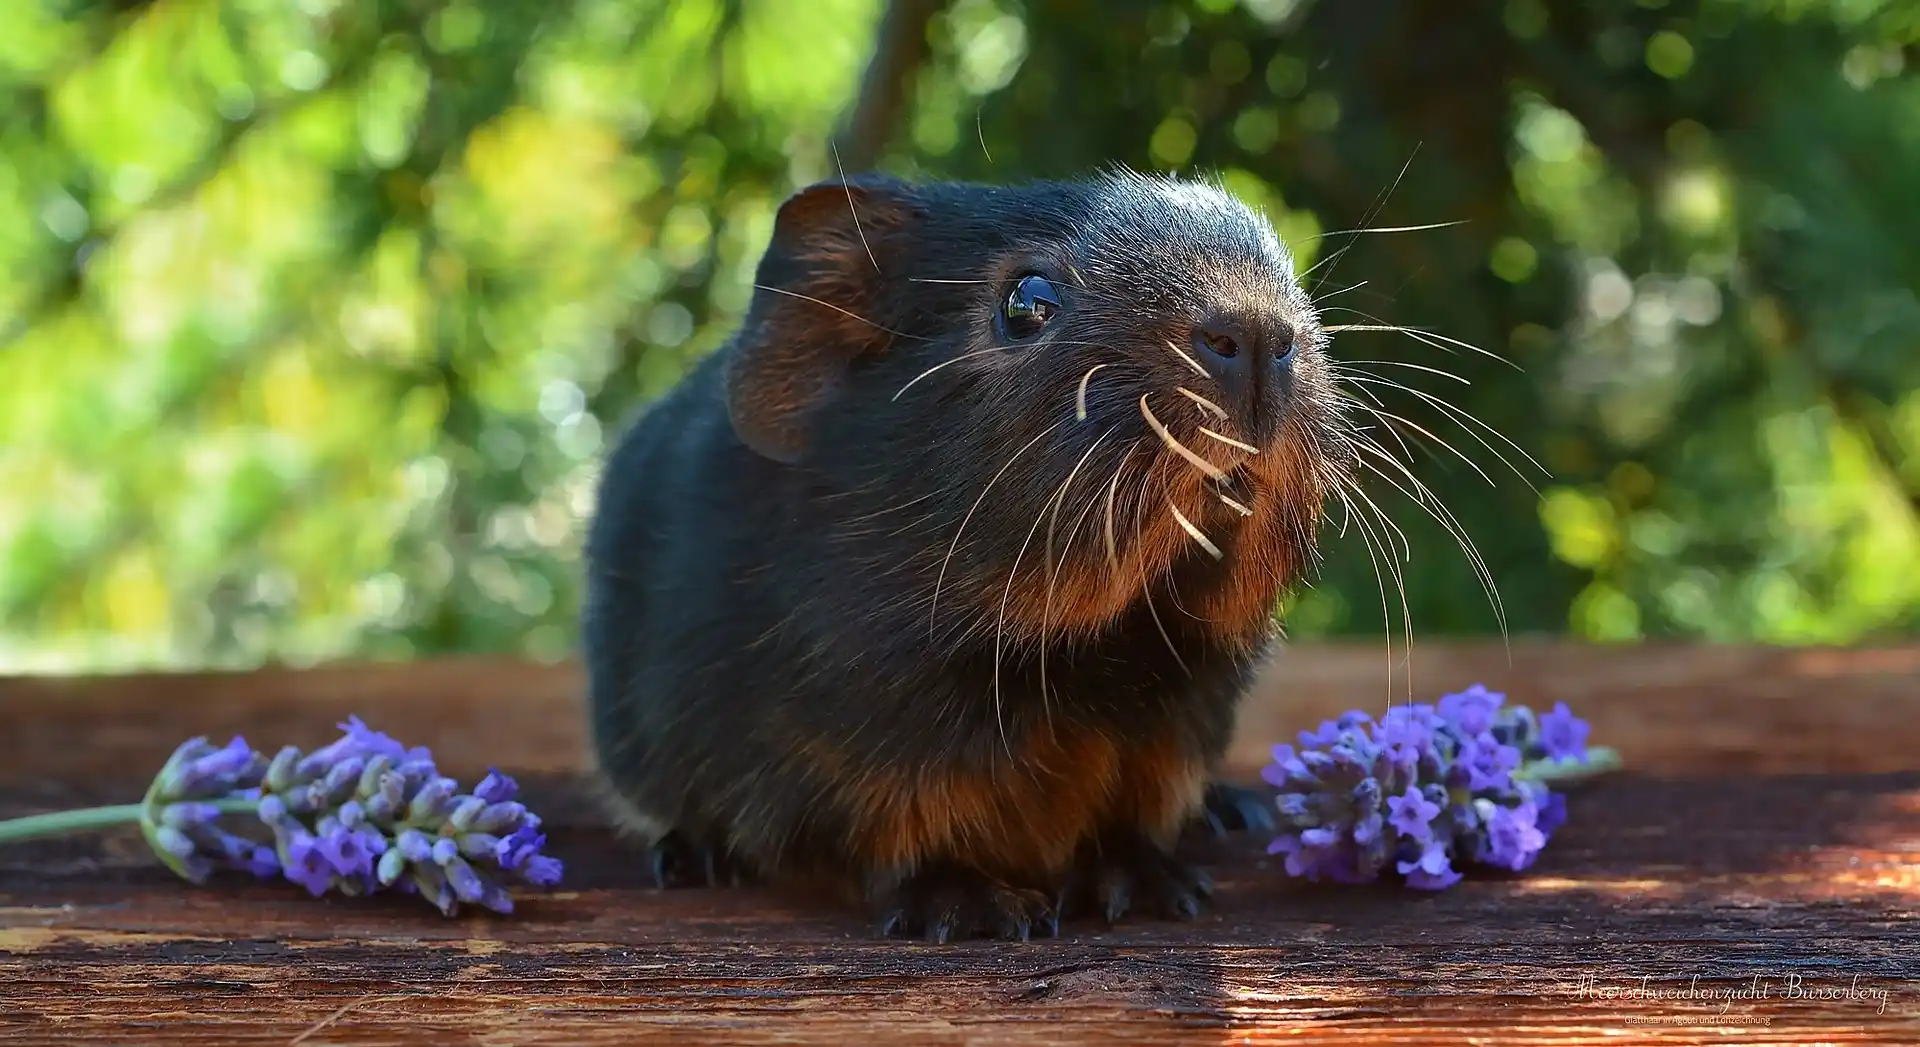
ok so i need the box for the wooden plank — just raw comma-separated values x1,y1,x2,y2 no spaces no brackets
5,640,1920,783
4,772,1916,1043
3,642,1918,1043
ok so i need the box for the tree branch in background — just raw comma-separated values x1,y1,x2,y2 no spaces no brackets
830,0,946,171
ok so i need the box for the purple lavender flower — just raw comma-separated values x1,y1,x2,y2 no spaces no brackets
240,843,281,879
281,830,337,896
522,852,564,888
1261,686,1613,891
316,817,380,880
1396,840,1463,890
297,716,428,776
1438,684,1503,736
0,720,573,916
1386,785,1441,843
1536,792,1569,836
473,770,518,804
494,826,545,870
246,721,566,915
1478,800,1549,871
1458,733,1522,792
1268,827,1343,880
135,736,274,884
1538,702,1592,762
1377,704,1439,751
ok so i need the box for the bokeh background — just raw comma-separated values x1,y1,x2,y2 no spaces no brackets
3,0,1916,674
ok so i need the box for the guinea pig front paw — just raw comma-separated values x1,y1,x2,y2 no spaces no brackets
646,829,751,889
870,865,1060,944
1195,781,1277,838
1070,833,1215,925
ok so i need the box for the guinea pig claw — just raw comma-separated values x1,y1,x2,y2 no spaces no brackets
1075,831,1215,925
645,830,749,890
870,866,1055,943
649,845,673,890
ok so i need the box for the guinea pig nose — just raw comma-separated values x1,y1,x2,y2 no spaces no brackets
1189,316,1265,426
1194,321,1253,362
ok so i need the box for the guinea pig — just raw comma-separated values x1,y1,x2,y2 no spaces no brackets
582,168,1353,942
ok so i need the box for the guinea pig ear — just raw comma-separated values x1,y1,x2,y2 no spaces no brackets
724,174,916,464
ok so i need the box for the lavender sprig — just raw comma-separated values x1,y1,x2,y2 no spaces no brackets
1262,685,1619,891
0,717,563,917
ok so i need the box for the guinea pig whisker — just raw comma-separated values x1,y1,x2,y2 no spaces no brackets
1101,452,1129,571
1353,464,1428,696
1161,339,1210,380
1321,311,1520,371
1026,428,1114,728
1128,478,1190,678
1327,484,1355,541
1138,395,1228,483
930,416,1068,640
1309,145,1420,298
1047,467,1115,642
752,284,928,341
906,277,995,284
1216,492,1253,517
1168,501,1224,560
1347,411,1458,486
1348,437,1509,642
1331,481,1404,693
1336,415,1513,675
1335,372,1546,488
1197,427,1258,455
1330,383,1428,467
1075,364,1110,422
1334,359,1471,385
1309,219,1468,238
1313,279,1369,304
893,346,1006,401
1348,469,1413,563
1333,481,1413,702
1294,243,1353,286
1366,469,1504,652
828,140,882,274
1337,396,1494,487
1175,387,1228,421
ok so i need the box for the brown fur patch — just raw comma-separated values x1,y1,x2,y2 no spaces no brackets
996,556,1153,641
1189,439,1326,648
981,365,1342,652
840,724,1125,883
1112,735,1210,850
990,458,1196,643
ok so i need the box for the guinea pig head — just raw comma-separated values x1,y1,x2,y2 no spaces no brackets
723,172,1353,653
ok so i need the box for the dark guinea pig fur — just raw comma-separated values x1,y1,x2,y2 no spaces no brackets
582,168,1354,942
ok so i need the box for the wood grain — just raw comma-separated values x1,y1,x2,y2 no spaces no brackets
3,641,1918,1044
6,640,1920,785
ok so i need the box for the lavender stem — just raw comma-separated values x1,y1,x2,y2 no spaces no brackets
0,798,260,844
1516,746,1622,786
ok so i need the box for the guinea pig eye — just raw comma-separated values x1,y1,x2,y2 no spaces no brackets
999,274,1062,341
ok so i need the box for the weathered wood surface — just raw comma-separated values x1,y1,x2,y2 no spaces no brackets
2,640,1917,1045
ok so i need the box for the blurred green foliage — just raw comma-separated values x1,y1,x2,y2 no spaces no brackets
2,0,1916,672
